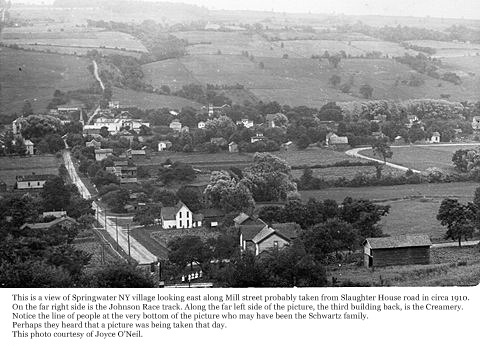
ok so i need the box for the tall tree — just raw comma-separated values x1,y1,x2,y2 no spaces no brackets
437,198,476,246
372,137,393,164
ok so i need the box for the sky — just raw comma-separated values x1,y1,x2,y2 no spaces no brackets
10,0,480,20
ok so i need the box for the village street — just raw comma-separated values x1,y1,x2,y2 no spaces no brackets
63,150,158,265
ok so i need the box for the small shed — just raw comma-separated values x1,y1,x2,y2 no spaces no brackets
229,141,238,153
430,132,441,144
363,234,432,268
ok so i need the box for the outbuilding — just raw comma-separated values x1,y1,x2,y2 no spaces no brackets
363,234,432,268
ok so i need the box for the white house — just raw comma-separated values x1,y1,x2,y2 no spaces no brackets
197,121,206,129
169,120,182,132
430,132,441,143
251,133,266,143
95,148,114,161
236,119,254,128
161,202,202,229
158,140,173,151
326,132,349,149
24,139,34,155
239,222,299,256
16,173,55,190
472,116,480,130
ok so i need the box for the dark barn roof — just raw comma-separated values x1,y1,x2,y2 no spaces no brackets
365,234,432,249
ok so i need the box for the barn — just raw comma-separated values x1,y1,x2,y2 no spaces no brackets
363,234,432,268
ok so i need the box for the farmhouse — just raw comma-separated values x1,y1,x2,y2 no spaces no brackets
265,114,278,128
106,164,138,184
229,142,238,153
363,234,432,268
251,133,267,143
42,210,67,218
281,141,293,151
86,139,101,149
326,132,349,149
472,116,480,130
160,201,203,229
169,120,182,132
197,208,225,228
125,148,146,158
24,139,34,155
95,148,114,161
236,119,254,128
20,215,77,231
16,173,55,190
158,140,173,152
430,132,441,143
197,121,206,129
240,223,299,256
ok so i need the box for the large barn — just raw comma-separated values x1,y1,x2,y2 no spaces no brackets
363,234,432,268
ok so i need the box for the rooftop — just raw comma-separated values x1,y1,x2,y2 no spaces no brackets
365,234,432,249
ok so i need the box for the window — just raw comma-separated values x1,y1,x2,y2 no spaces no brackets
187,211,190,218
180,221,182,228
179,212,182,218
37,181,40,186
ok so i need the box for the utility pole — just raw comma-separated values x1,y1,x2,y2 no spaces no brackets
127,224,131,261
115,217,119,251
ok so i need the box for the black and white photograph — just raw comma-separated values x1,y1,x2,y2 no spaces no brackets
1,0,480,289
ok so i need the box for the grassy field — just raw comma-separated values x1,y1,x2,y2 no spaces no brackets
328,245,480,286
1,30,148,53
142,59,199,91
406,40,480,58
0,155,61,186
360,144,480,172
12,44,143,58
173,31,286,58
276,147,367,167
112,87,202,110
301,181,479,241
300,181,478,202
0,47,94,114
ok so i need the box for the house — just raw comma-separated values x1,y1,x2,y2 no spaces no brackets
430,132,441,143
210,137,228,147
109,101,120,109
240,222,299,256
24,139,34,155
363,234,432,268
280,141,293,151
161,202,203,229
169,120,182,132
42,210,67,218
472,116,480,130
16,173,55,190
12,116,24,136
20,215,77,231
236,119,254,128
197,121,206,129
229,142,238,153
406,114,419,128
86,139,101,149
158,140,173,152
265,113,283,128
125,148,146,158
198,208,225,228
181,126,190,133
326,132,349,149
251,133,267,143
95,148,114,161
394,136,406,145
106,164,138,183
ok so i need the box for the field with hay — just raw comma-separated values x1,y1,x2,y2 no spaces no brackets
0,47,94,114
359,144,480,172
112,87,202,110
0,155,61,187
